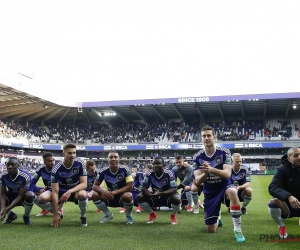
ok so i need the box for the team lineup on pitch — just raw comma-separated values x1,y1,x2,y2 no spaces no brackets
3,125,299,245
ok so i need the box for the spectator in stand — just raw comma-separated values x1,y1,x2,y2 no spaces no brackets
244,131,249,140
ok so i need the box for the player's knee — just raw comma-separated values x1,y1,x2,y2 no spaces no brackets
92,192,101,201
171,196,181,205
191,184,199,192
39,191,51,201
136,194,145,203
24,191,36,203
227,188,238,199
77,190,87,199
245,187,252,194
268,198,280,207
122,192,133,202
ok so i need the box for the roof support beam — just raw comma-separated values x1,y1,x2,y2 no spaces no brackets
41,108,63,123
109,107,130,124
57,108,72,124
0,103,43,114
72,110,78,125
285,99,292,118
25,108,59,121
7,107,45,120
194,103,205,122
152,105,167,123
172,104,185,122
263,101,267,119
129,106,148,124
240,101,245,119
217,102,224,121
81,109,91,125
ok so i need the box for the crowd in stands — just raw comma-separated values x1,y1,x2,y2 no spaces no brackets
0,154,42,173
263,119,293,139
1,118,300,145
0,120,49,142
0,119,199,144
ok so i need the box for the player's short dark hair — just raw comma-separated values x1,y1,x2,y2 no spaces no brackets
63,143,76,151
86,160,96,169
43,152,54,159
175,155,183,160
6,157,20,165
108,151,119,157
153,156,165,165
201,125,215,135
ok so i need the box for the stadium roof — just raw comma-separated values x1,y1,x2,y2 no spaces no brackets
0,82,300,125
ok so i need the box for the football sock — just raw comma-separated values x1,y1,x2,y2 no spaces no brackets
171,204,180,215
78,197,88,217
138,202,153,214
23,200,34,217
242,195,252,208
268,202,285,227
186,191,193,206
191,192,199,206
37,201,54,213
58,203,64,210
94,200,111,216
230,205,242,231
123,201,134,217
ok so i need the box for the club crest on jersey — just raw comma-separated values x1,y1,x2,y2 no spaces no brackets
117,174,124,180
73,168,79,174
239,173,245,179
215,156,222,164
66,178,73,184
162,179,167,185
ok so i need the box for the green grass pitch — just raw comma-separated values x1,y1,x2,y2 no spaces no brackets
1,175,300,250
